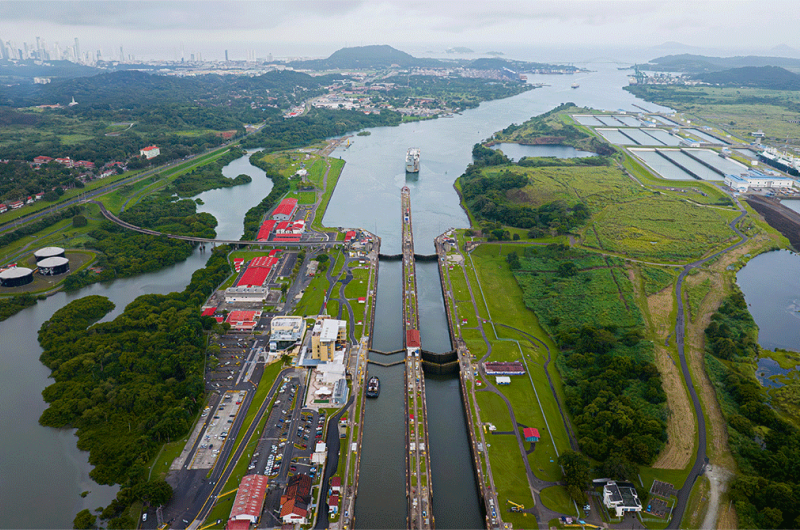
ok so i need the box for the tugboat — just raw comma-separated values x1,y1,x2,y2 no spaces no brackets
366,376,380,398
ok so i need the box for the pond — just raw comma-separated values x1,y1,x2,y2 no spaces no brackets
491,143,597,161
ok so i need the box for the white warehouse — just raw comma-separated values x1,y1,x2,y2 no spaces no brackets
724,170,796,193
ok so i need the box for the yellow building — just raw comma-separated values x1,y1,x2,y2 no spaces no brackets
311,317,347,361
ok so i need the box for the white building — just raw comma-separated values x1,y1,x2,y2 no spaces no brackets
139,145,160,159
724,170,796,193
224,286,269,303
269,315,305,352
603,481,642,517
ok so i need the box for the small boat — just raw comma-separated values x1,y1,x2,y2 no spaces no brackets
366,376,380,398
571,83,580,89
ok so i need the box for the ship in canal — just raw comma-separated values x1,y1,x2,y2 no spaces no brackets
758,146,800,174
406,148,420,173
366,376,380,398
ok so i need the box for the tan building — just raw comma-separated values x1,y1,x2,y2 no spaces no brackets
311,317,346,361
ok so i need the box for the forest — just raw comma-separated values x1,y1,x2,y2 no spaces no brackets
241,107,403,151
705,291,800,529
39,245,233,529
512,244,667,470
458,143,591,231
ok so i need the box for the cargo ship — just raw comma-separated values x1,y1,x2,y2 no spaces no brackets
406,148,420,173
758,147,800,174
366,376,380,398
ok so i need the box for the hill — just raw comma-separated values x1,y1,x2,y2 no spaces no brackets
289,45,444,70
647,53,800,74
693,65,800,90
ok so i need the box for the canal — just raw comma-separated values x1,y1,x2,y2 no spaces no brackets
1,63,675,528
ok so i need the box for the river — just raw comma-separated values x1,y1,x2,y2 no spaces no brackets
1,64,673,528
0,151,269,528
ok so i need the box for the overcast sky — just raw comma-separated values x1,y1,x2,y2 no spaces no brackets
1,0,798,62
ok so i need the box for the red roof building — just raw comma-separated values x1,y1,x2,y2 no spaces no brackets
344,231,356,242
237,267,270,287
228,474,269,524
523,427,540,442
233,258,245,272
330,476,341,493
33,156,53,165
268,249,281,257
257,220,277,241
406,329,420,349
139,145,160,159
250,256,278,269
201,307,216,317
271,198,298,221
55,157,74,167
226,310,262,331
483,361,526,375
225,520,250,530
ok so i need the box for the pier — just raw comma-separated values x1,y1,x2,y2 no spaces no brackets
402,186,435,530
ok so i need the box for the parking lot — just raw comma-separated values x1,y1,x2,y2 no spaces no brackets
188,390,247,469
206,336,253,390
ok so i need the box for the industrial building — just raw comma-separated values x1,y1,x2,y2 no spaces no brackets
271,198,299,221
724,170,796,193
0,267,34,287
224,286,268,303
33,246,65,262
269,315,305,352
226,474,268,529
602,481,643,517
311,317,347,361
37,256,70,276
483,361,526,375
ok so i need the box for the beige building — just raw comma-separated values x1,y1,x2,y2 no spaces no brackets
311,317,347,361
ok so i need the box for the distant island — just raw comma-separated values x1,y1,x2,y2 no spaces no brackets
646,53,800,74
486,51,505,56
446,47,474,54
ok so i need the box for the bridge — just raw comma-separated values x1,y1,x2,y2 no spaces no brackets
91,200,338,247
401,186,434,530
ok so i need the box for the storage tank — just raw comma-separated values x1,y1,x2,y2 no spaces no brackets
34,246,65,263
0,267,34,287
38,256,70,276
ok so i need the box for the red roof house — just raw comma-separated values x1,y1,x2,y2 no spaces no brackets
228,474,268,524
271,198,298,221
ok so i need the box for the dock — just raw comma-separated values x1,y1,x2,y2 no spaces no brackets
401,186,434,530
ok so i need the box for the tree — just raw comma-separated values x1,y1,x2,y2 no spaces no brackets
73,214,88,227
557,262,578,277
44,190,59,202
134,479,173,506
506,251,520,270
559,450,590,503
73,509,96,529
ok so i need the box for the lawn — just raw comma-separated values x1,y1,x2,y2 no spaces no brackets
540,485,578,516
293,271,331,317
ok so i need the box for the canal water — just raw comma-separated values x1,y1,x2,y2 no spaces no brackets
0,151,269,528
2,62,675,528
357,260,407,528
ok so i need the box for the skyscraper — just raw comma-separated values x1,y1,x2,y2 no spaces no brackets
225,49,229,62
74,37,80,63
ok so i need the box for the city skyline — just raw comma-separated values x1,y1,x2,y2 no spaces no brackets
1,0,799,64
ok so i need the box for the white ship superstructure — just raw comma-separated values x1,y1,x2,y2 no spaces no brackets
406,148,420,173
759,146,800,174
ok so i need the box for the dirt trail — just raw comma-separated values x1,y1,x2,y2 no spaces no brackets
701,464,734,530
